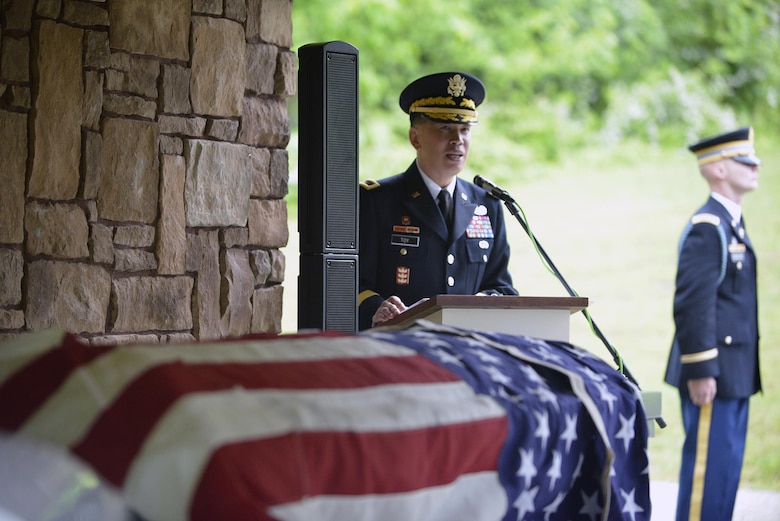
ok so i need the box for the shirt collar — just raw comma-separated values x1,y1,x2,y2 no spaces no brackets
711,192,742,224
417,161,456,201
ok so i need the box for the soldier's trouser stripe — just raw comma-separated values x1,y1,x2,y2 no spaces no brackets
689,402,712,521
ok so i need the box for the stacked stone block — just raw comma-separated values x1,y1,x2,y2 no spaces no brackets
0,0,295,343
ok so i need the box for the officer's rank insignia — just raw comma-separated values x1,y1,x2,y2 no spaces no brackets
396,266,410,285
466,214,494,238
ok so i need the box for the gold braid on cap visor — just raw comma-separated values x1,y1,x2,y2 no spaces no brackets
409,96,478,122
695,139,754,165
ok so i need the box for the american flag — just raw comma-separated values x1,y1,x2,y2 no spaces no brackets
0,322,650,521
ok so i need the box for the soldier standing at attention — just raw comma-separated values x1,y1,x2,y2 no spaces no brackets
664,127,763,521
358,72,517,330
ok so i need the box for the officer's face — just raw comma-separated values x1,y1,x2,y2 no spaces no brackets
409,120,472,181
725,159,760,195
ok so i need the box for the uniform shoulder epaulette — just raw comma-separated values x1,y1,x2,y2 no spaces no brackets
691,213,721,226
679,212,728,285
359,179,381,190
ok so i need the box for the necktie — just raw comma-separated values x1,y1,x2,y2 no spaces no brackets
437,189,453,230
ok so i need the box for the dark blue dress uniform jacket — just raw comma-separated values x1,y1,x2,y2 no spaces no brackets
664,196,761,399
358,162,517,330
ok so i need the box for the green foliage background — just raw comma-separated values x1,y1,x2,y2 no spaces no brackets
291,0,779,176
286,0,780,490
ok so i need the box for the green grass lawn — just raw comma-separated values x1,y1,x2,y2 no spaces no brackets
282,140,780,490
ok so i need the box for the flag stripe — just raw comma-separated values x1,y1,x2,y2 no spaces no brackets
71,355,463,486
0,334,113,430
123,383,506,521
0,329,69,381
266,472,507,521
17,335,422,447
190,420,508,521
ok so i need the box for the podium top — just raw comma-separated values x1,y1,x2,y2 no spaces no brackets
383,295,588,327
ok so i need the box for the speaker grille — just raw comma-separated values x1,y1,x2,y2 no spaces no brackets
325,52,358,250
324,256,357,331
298,254,357,332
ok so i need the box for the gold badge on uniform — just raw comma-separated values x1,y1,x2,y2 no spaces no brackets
396,266,410,285
402,215,411,225
728,240,746,263
447,74,468,97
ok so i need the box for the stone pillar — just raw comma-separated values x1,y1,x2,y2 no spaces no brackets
0,0,294,343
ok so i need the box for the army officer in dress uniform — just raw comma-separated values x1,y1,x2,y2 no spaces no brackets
664,127,762,521
358,72,517,330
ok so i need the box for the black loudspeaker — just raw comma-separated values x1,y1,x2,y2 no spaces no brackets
298,254,358,332
297,41,359,332
298,41,358,254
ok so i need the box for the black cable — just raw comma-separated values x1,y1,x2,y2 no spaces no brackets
475,175,667,429
503,200,637,383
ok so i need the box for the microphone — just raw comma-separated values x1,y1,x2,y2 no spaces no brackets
473,175,515,202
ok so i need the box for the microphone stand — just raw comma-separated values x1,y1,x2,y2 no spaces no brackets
500,193,666,428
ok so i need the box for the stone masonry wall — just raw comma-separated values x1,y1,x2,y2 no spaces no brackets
0,0,295,344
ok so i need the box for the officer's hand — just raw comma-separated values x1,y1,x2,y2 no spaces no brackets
687,377,717,406
372,296,407,326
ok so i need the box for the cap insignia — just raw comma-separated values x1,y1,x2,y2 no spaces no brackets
447,74,467,97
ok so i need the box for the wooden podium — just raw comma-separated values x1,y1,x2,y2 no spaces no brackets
383,295,588,342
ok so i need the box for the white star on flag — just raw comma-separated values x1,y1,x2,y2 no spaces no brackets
561,413,578,453
513,485,539,520
429,347,463,367
595,380,618,413
533,409,551,448
579,490,602,521
547,450,562,491
620,487,645,521
616,412,637,452
516,448,537,488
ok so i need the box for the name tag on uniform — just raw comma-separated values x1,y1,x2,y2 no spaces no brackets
391,234,420,247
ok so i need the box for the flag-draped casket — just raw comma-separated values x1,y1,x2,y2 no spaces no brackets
0,321,651,521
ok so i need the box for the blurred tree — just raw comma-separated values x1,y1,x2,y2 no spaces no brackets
654,0,780,116
292,0,779,157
